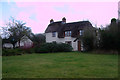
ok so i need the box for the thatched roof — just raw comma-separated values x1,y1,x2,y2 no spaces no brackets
45,21,94,38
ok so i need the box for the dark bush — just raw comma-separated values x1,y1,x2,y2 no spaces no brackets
2,48,23,56
83,35,94,51
58,43,73,52
22,48,35,54
99,19,119,51
82,27,96,51
34,42,73,53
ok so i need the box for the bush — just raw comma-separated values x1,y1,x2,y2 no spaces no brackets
99,21,119,51
82,27,96,51
83,36,94,51
2,48,23,56
22,48,35,54
34,42,73,53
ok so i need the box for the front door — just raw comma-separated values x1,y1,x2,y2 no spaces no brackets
78,41,81,51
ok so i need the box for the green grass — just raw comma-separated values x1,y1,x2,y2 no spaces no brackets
2,52,118,78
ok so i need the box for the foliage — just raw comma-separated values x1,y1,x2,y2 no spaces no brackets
8,20,32,48
34,42,73,53
31,33,45,46
82,27,96,51
2,18,33,48
8,19,32,38
99,18,120,51
22,48,35,54
2,48,23,56
2,47,36,56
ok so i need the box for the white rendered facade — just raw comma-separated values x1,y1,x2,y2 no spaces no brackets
15,36,33,48
45,32,83,51
3,36,33,48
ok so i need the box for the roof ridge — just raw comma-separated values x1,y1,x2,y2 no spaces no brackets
52,20,89,24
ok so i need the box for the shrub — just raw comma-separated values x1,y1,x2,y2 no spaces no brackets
58,43,73,52
2,48,23,56
22,48,35,54
82,27,96,51
99,20,119,51
34,42,73,53
83,35,94,51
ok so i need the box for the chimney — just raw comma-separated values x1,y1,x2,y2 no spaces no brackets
62,17,66,24
50,19,54,24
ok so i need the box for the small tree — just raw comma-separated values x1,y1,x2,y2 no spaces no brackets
32,34,45,44
8,21,32,47
82,27,96,51
99,18,119,51
2,17,32,48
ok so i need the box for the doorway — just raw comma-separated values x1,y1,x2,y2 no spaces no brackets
78,41,81,51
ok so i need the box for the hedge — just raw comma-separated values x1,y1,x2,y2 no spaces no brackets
34,42,73,53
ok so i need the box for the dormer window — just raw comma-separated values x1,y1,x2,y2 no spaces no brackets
65,31,71,37
80,30,84,35
52,32,56,37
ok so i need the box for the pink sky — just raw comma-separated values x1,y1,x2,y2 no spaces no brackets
0,1,118,34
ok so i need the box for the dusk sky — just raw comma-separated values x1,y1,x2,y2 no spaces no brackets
0,0,118,34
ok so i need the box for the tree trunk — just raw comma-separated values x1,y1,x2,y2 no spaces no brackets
13,43,15,49
18,40,20,48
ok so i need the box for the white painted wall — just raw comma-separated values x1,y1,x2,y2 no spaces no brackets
15,36,33,47
3,43,13,48
46,32,79,51
3,36,33,49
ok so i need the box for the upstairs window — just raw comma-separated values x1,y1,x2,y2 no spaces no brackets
52,32,56,37
65,31,71,37
79,30,84,36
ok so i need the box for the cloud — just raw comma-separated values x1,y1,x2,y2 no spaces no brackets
15,2,37,8
1,0,119,2
54,4,70,13
1,1,118,34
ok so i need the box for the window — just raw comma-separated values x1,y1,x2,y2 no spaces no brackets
80,30,84,36
52,32,56,37
65,31,71,37
65,41,72,46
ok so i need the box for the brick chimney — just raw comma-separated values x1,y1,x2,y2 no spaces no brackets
50,19,54,24
62,17,66,24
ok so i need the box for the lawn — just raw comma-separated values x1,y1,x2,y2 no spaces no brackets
2,52,118,78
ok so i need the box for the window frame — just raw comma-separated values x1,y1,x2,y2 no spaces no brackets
79,30,84,36
64,31,71,37
52,32,56,37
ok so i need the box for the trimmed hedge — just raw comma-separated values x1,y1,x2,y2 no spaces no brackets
34,42,73,53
